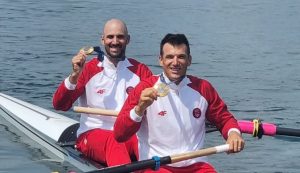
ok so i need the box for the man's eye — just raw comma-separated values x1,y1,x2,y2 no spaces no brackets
107,35,114,39
179,55,188,59
117,35,125,39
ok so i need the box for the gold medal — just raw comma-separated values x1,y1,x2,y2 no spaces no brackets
153,83,169,97
80,46,94,55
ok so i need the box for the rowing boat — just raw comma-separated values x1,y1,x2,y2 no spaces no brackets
2,92,300,173
0,93,103,172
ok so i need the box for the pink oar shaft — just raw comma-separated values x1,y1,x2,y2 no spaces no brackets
238,120,277,136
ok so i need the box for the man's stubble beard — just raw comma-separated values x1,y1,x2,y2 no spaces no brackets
105,47,126,60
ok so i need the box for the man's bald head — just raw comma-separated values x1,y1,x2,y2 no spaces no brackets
103,18,128,36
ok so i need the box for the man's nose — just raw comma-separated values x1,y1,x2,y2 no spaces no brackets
173,56,179,64
112,36,119,44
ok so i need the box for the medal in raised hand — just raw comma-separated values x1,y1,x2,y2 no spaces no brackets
153,82,169,97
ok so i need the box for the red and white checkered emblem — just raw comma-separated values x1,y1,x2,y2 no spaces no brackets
193,108,201,118
126,86,134,95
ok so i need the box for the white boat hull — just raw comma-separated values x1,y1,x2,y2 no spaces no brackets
0,93,102,172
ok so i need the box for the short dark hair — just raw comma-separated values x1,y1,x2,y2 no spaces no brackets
160,33,190,55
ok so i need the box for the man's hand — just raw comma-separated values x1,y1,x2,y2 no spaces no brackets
135,88,158,116
69,50,87,84
226,131,245,153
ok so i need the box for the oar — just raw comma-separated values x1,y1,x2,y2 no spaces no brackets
204,120,300,138
73,106,118,116
73,106,300,138
238,120,300,138
86,144,229,173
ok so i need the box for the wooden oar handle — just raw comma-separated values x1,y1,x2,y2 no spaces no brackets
73,106,118,116
86,144,230,173
171,144,229,163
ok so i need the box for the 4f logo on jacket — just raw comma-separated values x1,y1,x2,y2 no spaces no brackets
96,89,106,94
158,111,167,116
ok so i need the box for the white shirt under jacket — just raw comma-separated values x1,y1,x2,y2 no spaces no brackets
114,73,240,167
52,55,152,137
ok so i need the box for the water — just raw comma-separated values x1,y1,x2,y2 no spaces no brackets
1,0,300,172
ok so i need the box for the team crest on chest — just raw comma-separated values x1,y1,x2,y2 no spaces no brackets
126,86,134,95
193,108,201,118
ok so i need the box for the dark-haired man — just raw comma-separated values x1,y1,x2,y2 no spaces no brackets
114,33,244,172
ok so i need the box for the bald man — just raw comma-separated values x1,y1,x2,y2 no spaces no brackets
53,18,152,166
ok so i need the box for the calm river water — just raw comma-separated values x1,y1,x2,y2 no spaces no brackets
1,0,300,172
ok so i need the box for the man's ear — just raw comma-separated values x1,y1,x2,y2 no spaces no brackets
126,35,130,44
101,35,104,45
159,55,163,67
188,55,192,66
